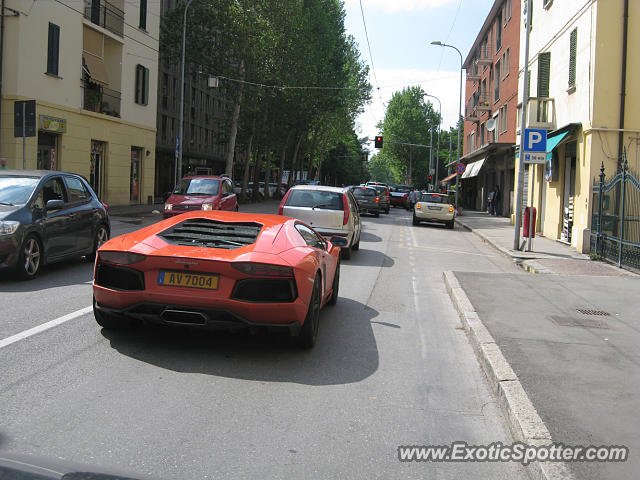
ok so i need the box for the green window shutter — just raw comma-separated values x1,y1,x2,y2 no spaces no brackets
569,28,577,88
143,67,149,105
139,0,147,30
47,23,60,76
537,52,550,97
135,64,142,104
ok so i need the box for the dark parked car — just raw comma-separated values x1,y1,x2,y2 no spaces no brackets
164,175,238,218
352,186,380,217
0,170,110,279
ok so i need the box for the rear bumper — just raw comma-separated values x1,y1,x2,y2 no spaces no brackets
415,209,454,223
93,285,307,333
316,228,354,245
390,196,407,206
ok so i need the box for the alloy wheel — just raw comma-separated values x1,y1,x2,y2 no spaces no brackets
23,238,41,276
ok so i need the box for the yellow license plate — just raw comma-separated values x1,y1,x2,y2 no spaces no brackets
158,270,219,290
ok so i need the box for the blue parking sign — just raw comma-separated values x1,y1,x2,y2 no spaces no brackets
523,128,547,153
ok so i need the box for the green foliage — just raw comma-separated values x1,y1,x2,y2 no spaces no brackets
368,152,400,185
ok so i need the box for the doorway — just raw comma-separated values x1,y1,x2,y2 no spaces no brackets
37,132,58,170
561,142,577,243
90,140,106,199
130,147,142,203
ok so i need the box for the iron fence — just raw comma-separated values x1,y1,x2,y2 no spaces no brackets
591,157,640,270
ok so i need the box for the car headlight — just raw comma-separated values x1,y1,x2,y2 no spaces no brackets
0,221,20,235
164,203,173,211
202,203,213,211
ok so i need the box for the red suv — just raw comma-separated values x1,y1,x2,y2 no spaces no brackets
164,176,238,218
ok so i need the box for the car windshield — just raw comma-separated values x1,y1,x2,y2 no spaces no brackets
353,188,376,198
0,176,39,206
286,189,344,210
174,178,220,196
374,186,387,194
420,194,446,203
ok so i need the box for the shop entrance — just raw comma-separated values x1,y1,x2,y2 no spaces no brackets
90,140,106,199
37,132,58,170
130,147,142,203
561,142,577,243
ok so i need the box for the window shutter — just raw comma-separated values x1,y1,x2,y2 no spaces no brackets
47,23,60,76
537,52,550,98
143,67,149,105
139,0,147,30
568,28,577,88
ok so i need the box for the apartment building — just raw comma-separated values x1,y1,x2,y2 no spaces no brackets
514,0,640,253
0,0,159,206
154,0,230,197
460,0,520,217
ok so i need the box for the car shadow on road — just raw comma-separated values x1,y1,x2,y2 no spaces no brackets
346,248,394,268
0,259,93,292
359,231,382,243
100,297,380,386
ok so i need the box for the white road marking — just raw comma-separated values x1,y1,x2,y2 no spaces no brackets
0,306,92,350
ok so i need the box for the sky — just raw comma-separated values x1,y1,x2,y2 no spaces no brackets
342,0,494,143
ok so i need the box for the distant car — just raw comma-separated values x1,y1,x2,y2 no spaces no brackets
370,185,390,213
164,176,238,218
413,192,455,229
352,186,380,217
390,184,411,208
0,170,110,279
92,211,345,348
279,185,361,259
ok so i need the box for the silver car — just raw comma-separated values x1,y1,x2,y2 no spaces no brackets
280,185,361,259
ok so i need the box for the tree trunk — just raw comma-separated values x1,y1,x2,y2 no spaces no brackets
240,128,255,202
224,60,244,179
289,132,304,187
276,131,293,198
263,148,272,200
251,147,261,201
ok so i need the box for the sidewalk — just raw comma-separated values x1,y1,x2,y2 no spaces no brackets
456,210,634,276
445,270,640,480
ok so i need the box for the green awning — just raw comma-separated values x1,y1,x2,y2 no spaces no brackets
546,131,569,160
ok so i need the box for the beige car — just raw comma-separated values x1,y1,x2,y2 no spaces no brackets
280,185,361,259
412,192,455,229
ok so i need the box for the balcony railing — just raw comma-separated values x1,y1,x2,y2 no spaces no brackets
84,0,124,37
82,81,121,118
476,44,492,65
527,97,556,130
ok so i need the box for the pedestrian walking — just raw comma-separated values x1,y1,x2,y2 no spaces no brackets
493,185,501,216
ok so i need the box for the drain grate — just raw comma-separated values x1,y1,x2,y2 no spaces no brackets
550,316,609,329
576,308,611,316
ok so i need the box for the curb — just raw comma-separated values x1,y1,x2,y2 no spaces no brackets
454,218,519,261
443,271,575,480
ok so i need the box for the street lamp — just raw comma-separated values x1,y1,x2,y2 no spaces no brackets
423,93,441,189
176,0,194,187
430,40,463,208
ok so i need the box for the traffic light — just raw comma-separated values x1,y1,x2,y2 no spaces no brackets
428,175,433,182
374,136,383,148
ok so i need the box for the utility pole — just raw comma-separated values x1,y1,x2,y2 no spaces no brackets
513,0,532,250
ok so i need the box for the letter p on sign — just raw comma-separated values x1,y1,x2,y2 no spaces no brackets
523,128,547,153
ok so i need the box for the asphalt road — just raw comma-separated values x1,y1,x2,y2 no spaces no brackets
0,202,528,479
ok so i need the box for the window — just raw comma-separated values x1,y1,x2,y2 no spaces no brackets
502,48,510,80
139,0,147,30
505,0,512,24
295,224,326,250
46,23,60,76
499,104,508,133
496,12,502,51
135,64,149,105
568,28,577,89
537,52,551,97
543,0,553,8
64,176,90,202
41,177,68,204
494,60,501,101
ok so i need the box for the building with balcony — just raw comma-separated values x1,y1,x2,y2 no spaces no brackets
154,0,232,197
0,0,159,206
459,0,520,217
514,0,640,253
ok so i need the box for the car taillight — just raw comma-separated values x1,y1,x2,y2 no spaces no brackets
279,189,292,215
101,202,109,212
375,197,380,202
342,193,350,225
449,205,454,212
232,262,294,277
98,251,146,265
416,204,422,210
385,188,389,196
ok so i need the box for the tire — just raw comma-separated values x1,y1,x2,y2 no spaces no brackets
447,220,455,229
327,261,340,306
351,235,360,251
412,214,420,226
17,234,42,280
297,275,321,348
374,211,380,218
93,297,133,329
341,246,351,260
87,223,109,261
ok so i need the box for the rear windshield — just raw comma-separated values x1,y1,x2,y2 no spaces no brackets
286,189,344,210
174,178,220,196
374,186,387,194
395,185,411,193
353,188,376,198
420,194,446,203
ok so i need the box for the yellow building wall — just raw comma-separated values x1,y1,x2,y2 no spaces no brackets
0,96,156,207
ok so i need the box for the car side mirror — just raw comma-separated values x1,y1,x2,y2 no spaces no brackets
46,199,64,211
330,236,348,248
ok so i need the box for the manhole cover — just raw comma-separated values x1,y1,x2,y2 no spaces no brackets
576,308,611,316
550,316,609,329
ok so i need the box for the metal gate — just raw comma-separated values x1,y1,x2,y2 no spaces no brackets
591,158,640,269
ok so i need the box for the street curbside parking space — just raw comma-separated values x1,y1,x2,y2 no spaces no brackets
443,270,575,480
